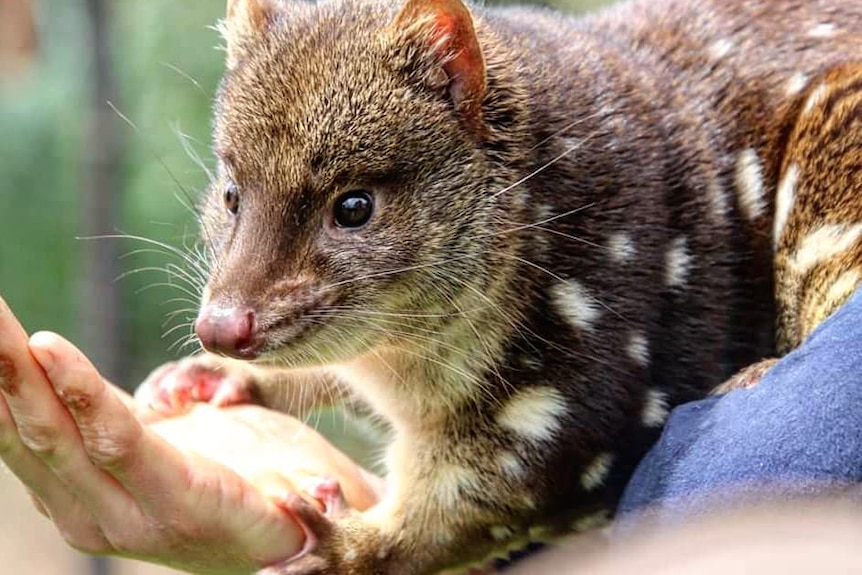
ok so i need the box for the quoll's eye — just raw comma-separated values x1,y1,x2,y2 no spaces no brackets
333,190,374,228
224,181,240,215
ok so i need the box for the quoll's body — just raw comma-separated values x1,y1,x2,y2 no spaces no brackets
140,0,862,572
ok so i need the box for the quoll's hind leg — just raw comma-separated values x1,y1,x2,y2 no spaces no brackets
773,63,862,355
263,430,595,575
265,460,509,574
714,63,862,395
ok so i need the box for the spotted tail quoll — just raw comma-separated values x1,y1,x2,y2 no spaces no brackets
136,0,862,572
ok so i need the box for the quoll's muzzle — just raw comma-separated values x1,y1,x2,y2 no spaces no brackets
195,303,262,359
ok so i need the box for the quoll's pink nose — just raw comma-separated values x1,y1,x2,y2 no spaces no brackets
195,304,261,359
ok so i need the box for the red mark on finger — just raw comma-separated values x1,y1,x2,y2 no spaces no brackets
0,356,19,395
58,388,93,413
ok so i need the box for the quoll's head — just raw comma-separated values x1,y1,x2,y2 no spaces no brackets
196,0,528,365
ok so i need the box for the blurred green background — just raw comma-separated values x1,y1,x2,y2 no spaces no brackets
0,0,614,572
1,1,228,388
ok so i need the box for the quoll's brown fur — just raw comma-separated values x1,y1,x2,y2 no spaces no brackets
139,0,862,572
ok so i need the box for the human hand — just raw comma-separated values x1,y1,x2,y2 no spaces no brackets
0,296,379,573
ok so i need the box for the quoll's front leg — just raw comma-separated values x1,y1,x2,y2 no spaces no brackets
135,354,342,416
262,424,614,575
268,495,507,575
135,354,259,413
263,437,551,575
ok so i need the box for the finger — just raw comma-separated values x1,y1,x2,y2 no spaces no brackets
0,302,134,521
27,489,50,518
29,332,210,515
0,327,135,532
0,390,68,511
0,390,111,553
110,379,165,425
105,379,152,418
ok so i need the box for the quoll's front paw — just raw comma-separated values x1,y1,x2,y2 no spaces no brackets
135,354,257,415
263,481,382,575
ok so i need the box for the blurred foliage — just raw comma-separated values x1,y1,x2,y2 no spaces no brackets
0,0,615,389
1,1,224,387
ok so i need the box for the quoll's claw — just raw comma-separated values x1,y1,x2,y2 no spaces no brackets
261,493,335,574
266,489,389,575
282,491,336,542
301,476,349,518
135,356,256,415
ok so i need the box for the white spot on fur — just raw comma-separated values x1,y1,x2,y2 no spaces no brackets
344,548,357,562
551,279,601,332
804,83,828,115
707,179,731,220
808,23,837,38
826,269,862,305
642,388,671,427
434,464,480,509
735,149,767,221
534,203,555,222
572,509,612,533
562,136,587,153
498,451,526,480
665,236,693,288
785,72,809,97
581,452,614,491
791,223,862,274
517,353,542,371
708,38,733,60
773,163,799,247
607,232,636,263
532,204,555,253
434,530,454,545
626,331,650,367
498,386,568,443
490,525,514,541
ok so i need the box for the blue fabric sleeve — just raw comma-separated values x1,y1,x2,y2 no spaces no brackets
616,287,862,529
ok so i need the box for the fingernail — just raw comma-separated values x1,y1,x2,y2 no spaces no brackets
37,350,55,375
28,334,56,375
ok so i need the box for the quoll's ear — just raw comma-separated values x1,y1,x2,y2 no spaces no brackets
221,0,275,69
393,0,487,134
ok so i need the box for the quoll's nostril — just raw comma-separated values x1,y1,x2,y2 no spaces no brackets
194,304,261,359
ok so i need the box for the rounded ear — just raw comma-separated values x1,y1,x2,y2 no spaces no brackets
392,0,487,135
220,0,276,69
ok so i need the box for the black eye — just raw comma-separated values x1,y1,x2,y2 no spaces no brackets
333,190,374,228
224,181,240,215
